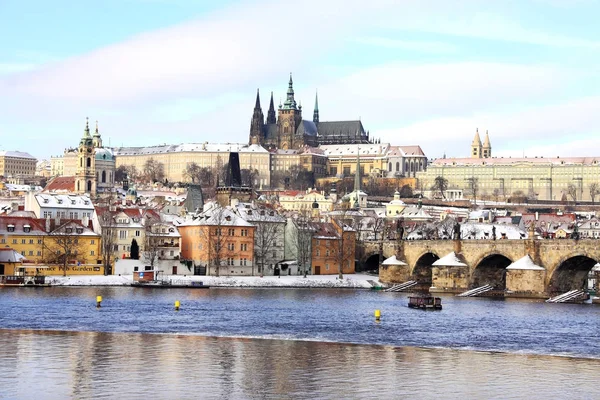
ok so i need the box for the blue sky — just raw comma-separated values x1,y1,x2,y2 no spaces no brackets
1,0,600,160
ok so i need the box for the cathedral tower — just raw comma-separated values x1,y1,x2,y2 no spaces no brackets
249,89,265,145
75,118,97,194
277,73,302,150
266,91,276,124
92,120,103,148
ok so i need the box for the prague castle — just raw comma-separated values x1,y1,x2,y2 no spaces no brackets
249,74,371,150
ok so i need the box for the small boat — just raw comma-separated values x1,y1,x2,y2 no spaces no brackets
0,266,51,287
408,295,442,310
131,269,209,288
131,280,210,289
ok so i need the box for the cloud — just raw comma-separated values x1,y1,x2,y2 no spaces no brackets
378,96,600,159
354,37,458,54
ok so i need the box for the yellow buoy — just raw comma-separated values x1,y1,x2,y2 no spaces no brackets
374,309,381,321
175,300,180,311
96,295,102,308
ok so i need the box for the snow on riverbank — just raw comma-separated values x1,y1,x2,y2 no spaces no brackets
47,274,383,289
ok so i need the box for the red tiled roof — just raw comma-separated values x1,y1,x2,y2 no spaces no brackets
44,176,75,192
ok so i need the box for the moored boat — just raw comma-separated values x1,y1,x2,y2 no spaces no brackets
408,295,442,310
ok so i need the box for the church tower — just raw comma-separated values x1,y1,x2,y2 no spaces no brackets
482,130,492,158
471,128,483,158
75,117,97,195
277,73,302,150
249,89,265,145
92,120,103,148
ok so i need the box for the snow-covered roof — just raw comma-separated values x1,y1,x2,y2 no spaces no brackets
0,248,26,262
591,263,600,272
432,252,467,267
381,255,407,266
506,255,544,271
0,150,36,159
112,143,268,156
35,193,94,210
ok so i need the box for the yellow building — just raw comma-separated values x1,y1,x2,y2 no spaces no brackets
0,151,37,178
0,216,102,275
385,190,407,217
321,143,388,178
113,143,271,187
279,189,335,212
418,131,600,202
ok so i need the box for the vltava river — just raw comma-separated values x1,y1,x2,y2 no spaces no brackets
1,287,599,399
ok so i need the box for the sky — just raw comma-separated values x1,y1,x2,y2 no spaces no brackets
1,0,600,161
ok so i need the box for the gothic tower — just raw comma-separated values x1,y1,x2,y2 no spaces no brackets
277,73,302,150
471,128,483,159
482,130,492,158
249,89,265,145
313,91,319,124
266,91,276,124
75,117,97,195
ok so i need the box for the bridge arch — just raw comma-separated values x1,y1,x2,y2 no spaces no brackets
363,253,381,272
411,251,440,290
471,253,513,289
548,253,597,295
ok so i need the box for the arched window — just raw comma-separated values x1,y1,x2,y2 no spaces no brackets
396,162,400,172
388,162,392,172
110,172,113,183
80,158,83,167
405,162,409,172
87,157,91,168
102,171,106,183
77,181,80,191
87,180,92,192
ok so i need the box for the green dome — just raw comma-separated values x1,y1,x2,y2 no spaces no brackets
95,148,114,161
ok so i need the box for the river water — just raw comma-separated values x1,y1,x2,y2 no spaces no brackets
1,287,599,399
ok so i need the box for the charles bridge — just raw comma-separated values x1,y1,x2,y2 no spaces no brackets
361,235,600,298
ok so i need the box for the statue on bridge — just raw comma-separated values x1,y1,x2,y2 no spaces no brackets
453,221,461,240
492,225,496,241
396,220,404,241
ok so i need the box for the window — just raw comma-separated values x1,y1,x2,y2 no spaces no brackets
29,239,33,244
135,230,141,237
65,228,73,234
76,228,83,234
241,258,247,266
29,251,33,256
91,240,95,244
21,239,26,244
119,231,127,239
134,267,139,272
90,251,95,256
37,251,41,256
326,250,330,256
316,249,320,256
12,239,17,244
241,229,248,237
38,239,42,244
215,228,222,236
227,243,235,251
228,228,235,236
240,243,247,251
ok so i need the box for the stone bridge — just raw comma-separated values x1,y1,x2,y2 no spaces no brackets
361,238,600,297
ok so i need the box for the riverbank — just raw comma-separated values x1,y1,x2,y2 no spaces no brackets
46,273,383,289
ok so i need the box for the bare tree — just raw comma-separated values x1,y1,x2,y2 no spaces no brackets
333,216,355,279
122,164,139,182
432,176,449,200
183,162,202,184
241,168,259,188
252,207,284,276
200,206,237,277
567,184,578,203
98,204,117,276
466,177,479,205
590,183,599,204
143,218,161,269
43,222,86,276
143,158,165,183
399,184,413,198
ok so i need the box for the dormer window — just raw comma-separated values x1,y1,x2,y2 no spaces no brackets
247,210,252,215
65,228,73,233
7,224,15,232
225,216,232,222
57,199,63,204
260,210,265,216
23,225,31,233
76,228,83,234
71,200,76,205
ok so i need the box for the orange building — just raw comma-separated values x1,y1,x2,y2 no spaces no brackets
310,219,355,275
178,205,255,276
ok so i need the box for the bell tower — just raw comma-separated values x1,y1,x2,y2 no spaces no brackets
75,117,97,194
277,73,302,150
471,128,483,159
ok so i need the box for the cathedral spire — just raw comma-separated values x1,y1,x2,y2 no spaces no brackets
254,89,261,109
283,73,297,109
266,91,276,124
313,91,319,124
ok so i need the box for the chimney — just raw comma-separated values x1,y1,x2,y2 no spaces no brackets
82,215,89,228
535,212,539,221
45,215,51,232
